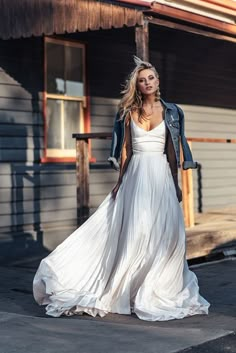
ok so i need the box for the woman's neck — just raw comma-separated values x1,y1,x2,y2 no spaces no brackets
142,94,160,106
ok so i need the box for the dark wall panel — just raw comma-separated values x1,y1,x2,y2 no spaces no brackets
149,24,236,109
64,27,137,99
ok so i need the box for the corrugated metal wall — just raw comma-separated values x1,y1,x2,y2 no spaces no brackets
181,105,236,212
90,101,236,214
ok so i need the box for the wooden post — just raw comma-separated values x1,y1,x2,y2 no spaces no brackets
76,139,89,225
181,142,195,228
135,20,149,61
73,132,112,226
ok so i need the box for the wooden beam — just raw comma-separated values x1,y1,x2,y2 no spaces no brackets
72,132,112,140
118,0,151,7
203,0,236,11
181,0,236,16
187,137,236,143
73,132,112,225
147,17,236,44
181,169,195,228
181,142,195,228
182,168,195,228
135,20,149,61
148,3,236,35
76,139,89,226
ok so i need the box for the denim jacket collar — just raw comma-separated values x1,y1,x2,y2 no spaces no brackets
160,98,174,111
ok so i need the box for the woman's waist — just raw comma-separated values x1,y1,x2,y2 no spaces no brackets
132,141,165,153
132,149,165,155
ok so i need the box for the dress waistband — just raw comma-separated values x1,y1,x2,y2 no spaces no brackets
132,150,165,155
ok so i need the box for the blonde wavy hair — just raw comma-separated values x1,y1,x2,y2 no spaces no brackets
118,56,160,121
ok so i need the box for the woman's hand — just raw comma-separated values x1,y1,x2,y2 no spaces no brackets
112,181,121,200
176,185,182,203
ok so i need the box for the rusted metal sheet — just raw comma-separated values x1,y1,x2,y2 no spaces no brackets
40,0,54,36
88,0,101,31
100,2,113,29
0,0,143,39
78,0,89,32
64,0,78,33
52,0,65,35
124,7,140,27
112,5,125,28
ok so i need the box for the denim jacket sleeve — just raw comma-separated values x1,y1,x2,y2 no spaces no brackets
175,105,198,170
108,112,122,171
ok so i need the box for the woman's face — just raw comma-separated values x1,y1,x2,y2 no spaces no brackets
136,69,159,96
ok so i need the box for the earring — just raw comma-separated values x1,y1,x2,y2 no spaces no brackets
155,86,161,101
136,90,143,105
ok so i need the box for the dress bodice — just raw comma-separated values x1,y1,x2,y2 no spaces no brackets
131,118,166,154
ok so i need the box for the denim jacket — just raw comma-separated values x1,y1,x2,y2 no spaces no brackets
108,98,197,171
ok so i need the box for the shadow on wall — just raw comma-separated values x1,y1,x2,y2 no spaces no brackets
0,111,49,264
0,37,77,264
0,110,76,264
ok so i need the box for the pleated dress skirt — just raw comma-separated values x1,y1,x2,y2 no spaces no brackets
33,119,210,320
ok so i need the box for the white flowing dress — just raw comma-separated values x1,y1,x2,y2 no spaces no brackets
33,119,210,321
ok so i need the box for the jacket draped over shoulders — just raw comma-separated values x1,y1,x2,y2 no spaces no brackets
108,98,197,172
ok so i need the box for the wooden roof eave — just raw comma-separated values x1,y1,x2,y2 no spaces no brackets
198,0,236,12
0,0,144,40
145,3,236,36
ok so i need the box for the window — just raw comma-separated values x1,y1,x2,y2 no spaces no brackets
44,37,86,160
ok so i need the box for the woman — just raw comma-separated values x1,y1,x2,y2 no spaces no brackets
33,56,210,321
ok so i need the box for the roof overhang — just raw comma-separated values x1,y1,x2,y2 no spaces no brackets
117,0,236,36
0,0,143,40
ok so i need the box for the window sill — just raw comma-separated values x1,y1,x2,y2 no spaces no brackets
41,156,97,163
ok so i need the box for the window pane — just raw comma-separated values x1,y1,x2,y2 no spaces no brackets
65,46,84,97
47,99,61,148
46,42,65,94
64,101,81,149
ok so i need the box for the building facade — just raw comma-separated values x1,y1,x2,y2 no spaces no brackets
0,0,235,259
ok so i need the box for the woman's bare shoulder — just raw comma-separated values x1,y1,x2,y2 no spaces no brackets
124,110,134,127
129,108,139,123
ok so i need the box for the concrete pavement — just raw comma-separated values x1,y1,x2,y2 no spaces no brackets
0,256,235,353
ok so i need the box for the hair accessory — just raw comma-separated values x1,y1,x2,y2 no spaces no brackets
133,55,152,68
